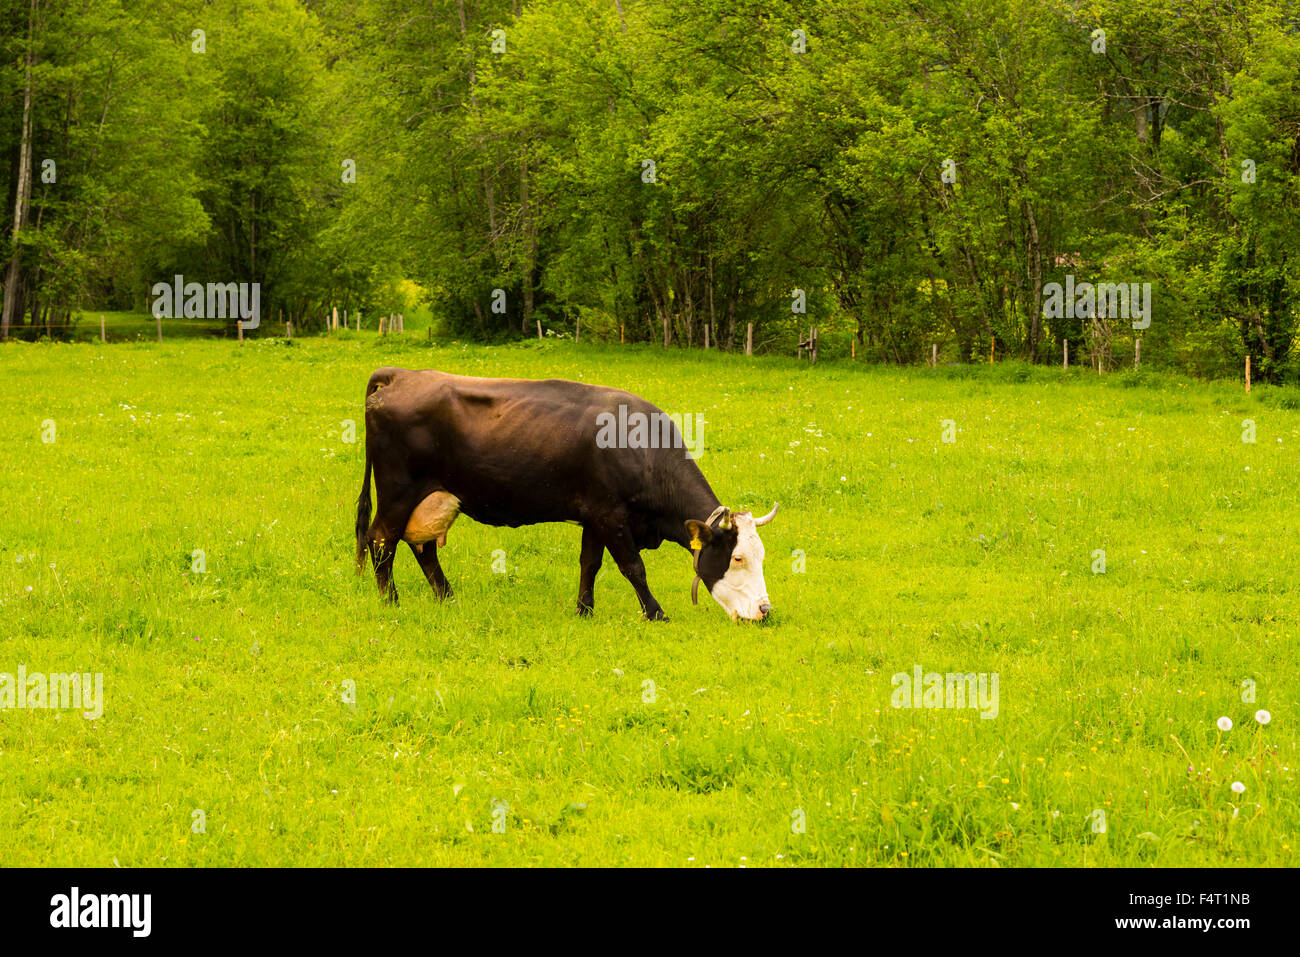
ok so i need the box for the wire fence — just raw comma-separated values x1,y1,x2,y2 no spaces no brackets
4,311,416,343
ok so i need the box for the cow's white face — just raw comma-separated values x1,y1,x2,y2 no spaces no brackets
709,512,771,620
685,505,778,621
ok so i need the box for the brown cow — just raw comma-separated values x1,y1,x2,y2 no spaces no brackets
354,367,777,620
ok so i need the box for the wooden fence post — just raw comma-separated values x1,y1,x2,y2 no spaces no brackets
746,322,753,356
379,315,386,335
237,320,244,344
1246,354,1252,393
1135,338,1140,371
620,324,624,343
100,316,106,343
156,314,162,343
537,320,542,339
704,324,710,349
575,315,580,343
1064,339,1068,369
851,338,856,360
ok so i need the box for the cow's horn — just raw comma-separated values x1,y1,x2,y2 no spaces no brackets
753,502,779,526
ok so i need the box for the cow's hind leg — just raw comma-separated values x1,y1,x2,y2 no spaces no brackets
411,541,453,600
602,526,666,621
576,525,604,617
366,494,421,604
367,531,400,604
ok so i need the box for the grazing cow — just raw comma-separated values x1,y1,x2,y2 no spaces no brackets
354,367,778,620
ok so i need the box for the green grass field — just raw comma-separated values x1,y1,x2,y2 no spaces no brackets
1,336,1296,866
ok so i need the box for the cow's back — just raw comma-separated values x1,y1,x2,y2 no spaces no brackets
364,368,671,527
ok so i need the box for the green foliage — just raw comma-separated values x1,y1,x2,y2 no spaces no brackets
2,0,1298,369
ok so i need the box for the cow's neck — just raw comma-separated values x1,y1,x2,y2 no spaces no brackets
660,465,722,549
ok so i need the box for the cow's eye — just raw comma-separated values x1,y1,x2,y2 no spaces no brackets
732,555,744,564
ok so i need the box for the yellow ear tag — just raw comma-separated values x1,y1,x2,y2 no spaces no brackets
690,536,702,551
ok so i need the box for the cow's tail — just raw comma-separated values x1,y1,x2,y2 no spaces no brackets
355,443,372,574
355,371,390,573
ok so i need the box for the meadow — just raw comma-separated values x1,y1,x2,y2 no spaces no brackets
1,334,1296,866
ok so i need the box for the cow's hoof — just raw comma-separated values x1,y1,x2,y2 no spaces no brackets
576,604,594,618
644,609,668,622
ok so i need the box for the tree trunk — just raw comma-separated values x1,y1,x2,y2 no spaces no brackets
2,0,38,340
1024,197,1043,361
520,153,534,333
458,0,499,325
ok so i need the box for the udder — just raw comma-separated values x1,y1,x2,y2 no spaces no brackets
403,492,461,552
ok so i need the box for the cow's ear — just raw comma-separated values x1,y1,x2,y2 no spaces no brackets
684,520,714,549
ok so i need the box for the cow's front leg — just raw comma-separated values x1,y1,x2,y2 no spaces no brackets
604,529,667,621
576,525,604,616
